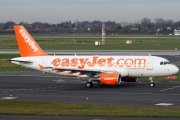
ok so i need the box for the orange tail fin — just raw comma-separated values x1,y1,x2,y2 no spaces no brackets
14,25,48,57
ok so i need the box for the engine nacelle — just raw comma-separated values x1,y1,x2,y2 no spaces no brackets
100,73,121,85
121,77,138,82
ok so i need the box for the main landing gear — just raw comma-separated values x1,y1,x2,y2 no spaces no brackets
85,82,93,88
149,77,155,87
85,77,96,88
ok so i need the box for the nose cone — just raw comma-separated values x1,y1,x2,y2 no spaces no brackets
173,65,179,74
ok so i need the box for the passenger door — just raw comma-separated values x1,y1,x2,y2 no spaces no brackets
147,58,153,70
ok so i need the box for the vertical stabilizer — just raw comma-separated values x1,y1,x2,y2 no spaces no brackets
14,25,48,57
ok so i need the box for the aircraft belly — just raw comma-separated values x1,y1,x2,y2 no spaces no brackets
128,69,139,77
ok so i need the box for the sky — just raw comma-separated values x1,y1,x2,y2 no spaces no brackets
0,0,180,24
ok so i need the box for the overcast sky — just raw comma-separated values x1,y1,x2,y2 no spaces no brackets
1,0,180,24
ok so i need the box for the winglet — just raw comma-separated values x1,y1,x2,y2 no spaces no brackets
14,25,48,57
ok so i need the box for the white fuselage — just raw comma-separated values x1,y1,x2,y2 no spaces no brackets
11,55,179,78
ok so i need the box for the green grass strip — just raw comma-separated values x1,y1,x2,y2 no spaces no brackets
0,100,180,117
1,36,180,50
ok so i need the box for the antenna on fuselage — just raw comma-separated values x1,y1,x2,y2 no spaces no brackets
149,53,151,56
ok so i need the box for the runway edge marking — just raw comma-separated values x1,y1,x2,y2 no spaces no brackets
155,103,174,106
0,97,18,100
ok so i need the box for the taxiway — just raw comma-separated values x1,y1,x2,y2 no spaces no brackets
0,71,180,108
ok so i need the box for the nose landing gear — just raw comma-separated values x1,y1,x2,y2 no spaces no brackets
149,77,155,87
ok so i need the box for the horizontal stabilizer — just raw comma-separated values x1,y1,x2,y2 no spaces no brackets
10,59,33,64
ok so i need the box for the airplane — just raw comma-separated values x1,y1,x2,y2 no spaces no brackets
11,25,179,88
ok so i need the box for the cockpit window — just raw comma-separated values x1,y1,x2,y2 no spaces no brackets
160,61,171,65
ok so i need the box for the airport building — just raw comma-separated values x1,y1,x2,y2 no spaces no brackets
174,29,180,35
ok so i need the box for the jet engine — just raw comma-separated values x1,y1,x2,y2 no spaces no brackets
100,73,121,85
121,77,138,82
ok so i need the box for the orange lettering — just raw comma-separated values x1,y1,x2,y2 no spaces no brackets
52,58,61,66
87,56,98,67
107,57,114,67
125,58,133,67
52,57,146,69
78,58,89,69
116,58,124,67
98,58,106,67
134,58,146,67
71,58,78,67
61,58,69,67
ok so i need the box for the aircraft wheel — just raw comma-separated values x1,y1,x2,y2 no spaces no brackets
150,83,155,87
85,82,93,88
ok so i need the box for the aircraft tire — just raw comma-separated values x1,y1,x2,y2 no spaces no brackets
150,83,155,87
85,82,93,88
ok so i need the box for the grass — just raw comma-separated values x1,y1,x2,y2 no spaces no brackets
0,36,180,50
0,100,180,117
0,54,31,72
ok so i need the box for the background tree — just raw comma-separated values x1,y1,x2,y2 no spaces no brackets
141,17,151,29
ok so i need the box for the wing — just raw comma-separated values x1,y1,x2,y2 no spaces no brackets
45,66,117,74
